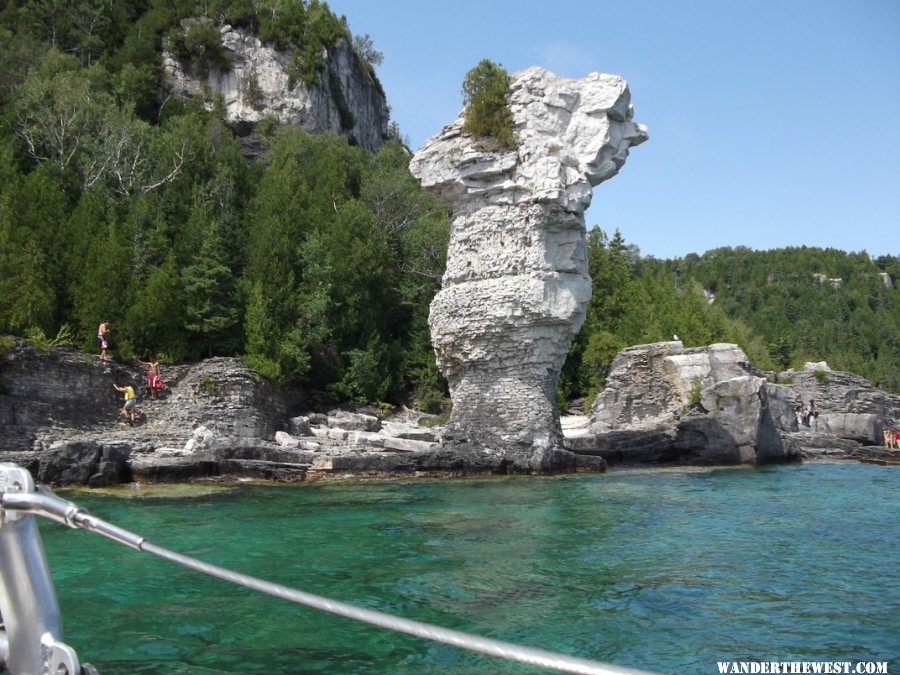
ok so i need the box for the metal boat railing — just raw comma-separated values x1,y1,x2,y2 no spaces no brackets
0,462,652,675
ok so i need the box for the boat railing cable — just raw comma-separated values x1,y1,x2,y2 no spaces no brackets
0,463,654,675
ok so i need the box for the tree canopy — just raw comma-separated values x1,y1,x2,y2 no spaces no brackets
0,0,446,409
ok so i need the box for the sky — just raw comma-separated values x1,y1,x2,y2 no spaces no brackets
327,0,899,260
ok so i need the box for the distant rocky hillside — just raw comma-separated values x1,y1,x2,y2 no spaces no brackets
643,247,900,394
163,22,390,157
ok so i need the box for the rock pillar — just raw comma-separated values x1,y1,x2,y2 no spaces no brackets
410,66,647,471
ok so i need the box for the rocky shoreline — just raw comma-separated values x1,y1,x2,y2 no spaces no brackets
0,341,898,488
584,341,900,468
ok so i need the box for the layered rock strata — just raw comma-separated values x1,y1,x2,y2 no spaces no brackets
410,66,647,471
2,341,897,487
163,25,389,155
578,341,900,465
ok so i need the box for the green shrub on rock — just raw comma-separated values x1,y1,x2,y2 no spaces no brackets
461,59,516,148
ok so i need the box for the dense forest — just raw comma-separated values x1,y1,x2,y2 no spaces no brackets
1,1,897,414
560,237,900,405
0,0,450,409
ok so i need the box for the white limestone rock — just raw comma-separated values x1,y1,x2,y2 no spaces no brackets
275,431,300,448
591,342,757,432
380,437,439,453
410,67,646,471
588,342,801,464
411,67,647,211
163,24,388,154
184,425,216,454
325,410,381,432
155,447,193,458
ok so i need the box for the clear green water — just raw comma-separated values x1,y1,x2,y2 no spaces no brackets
36,462,899,674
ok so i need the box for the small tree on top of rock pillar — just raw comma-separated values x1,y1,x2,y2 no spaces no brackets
461,59,516,149
410,65,647,473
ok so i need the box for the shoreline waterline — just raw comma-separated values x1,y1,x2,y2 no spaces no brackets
57,456,889,499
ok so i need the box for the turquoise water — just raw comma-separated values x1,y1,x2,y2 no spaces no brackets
35,462,899,674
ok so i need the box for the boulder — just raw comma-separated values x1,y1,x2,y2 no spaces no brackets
166,357,292,440
380,437,439,453
325,410,381,432
816,412,881,444
275,431,300,448
288,415,312,436
37,440,131,487
38,440,102,485
184,425,217,454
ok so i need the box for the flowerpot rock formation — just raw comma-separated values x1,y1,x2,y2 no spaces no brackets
410,66,647,472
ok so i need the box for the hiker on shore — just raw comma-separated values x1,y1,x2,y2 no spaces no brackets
136,355,162,400
804,399,818,427
97,320,112,360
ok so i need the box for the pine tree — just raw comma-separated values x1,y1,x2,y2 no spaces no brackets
461,59,515,148
182,221,240,357
125,254,189,361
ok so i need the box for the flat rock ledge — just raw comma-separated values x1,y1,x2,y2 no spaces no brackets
3,341,898,488
1,343,606,486
14,409,604,488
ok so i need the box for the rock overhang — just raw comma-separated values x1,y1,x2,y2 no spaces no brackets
411,66,647,213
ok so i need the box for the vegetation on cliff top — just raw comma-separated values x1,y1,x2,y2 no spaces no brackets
0,0,445,409
560,235,900,404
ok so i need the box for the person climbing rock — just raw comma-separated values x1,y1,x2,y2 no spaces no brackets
804,400,818,427
113,382,140,424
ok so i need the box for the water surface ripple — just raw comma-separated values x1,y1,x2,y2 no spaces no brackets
39,462,899,673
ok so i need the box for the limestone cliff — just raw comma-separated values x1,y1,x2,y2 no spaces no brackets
409,66,647,472
0,342,554,485
163,24,389,155
0,345,292,461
